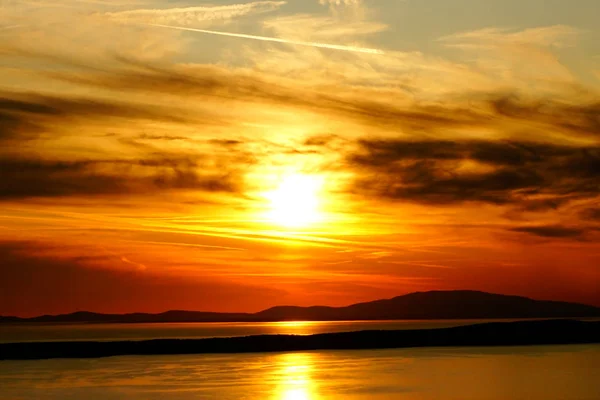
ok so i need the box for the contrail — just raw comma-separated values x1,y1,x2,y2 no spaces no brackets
0,24,23,31
148,23,385,55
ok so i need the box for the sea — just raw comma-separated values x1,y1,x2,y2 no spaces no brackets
0,320,599,399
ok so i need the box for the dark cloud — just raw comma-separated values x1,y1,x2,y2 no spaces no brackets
0,98,59,115
514,197,571,212
510,225,587,239
0,92,186,139
137,134,190,141
0,157,243,199
0,87,259,200
346,139,600,210
581,208,600,221
209,139,243,147
303,134,349,152
490,95,600,138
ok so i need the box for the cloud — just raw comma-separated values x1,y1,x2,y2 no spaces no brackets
0,157,243,199
0,3,598,218
344,138,600,212
0,89,258,200
440,25,581,49
0,93,187,140
319,0,362,5
439,25,582,85
104,1,286,26
0,83,258,200
263,14,387,40
489,95,600,138
0,0,599,319
510,225,587,239
1,57,599,207
48,61,600,138
580,207,600,221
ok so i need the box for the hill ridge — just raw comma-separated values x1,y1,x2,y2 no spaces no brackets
2,290,599,323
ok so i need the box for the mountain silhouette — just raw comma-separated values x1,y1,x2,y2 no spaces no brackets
2,290,599,323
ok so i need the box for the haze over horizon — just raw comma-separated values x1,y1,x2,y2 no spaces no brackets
1,0,599,317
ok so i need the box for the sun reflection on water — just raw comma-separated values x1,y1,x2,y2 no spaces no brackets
270,321,319,335
274,353,318,400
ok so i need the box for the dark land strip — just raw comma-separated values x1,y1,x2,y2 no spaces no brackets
1,319,598,360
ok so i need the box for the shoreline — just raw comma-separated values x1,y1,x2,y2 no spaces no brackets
1,319,598,360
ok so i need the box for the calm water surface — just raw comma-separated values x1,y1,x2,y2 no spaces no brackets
0,319,580,343
0,345,598,399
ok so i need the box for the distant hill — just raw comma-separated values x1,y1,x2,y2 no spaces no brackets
0,310,254,324
255,291,600,321
2,291,599,324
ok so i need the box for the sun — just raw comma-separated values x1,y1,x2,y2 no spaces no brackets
265,174,324,228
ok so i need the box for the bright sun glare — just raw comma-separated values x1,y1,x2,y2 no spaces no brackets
266,174,324,228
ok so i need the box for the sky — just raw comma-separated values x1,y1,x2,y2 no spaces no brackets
1,0,599,317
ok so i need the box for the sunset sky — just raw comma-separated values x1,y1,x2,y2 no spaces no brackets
1,0,599,317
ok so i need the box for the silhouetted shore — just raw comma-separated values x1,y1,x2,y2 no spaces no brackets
1,319,598,360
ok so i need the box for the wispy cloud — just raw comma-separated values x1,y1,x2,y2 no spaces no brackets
263,14,387,41
440,25,581,48
319,0,362,5
105,1,286,26
438,25,583,85
510,225,588,239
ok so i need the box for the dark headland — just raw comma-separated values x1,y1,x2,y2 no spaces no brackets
1,320,599,360
2,291,599,324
